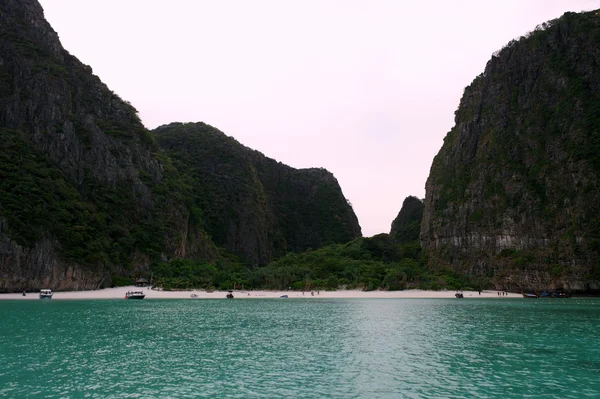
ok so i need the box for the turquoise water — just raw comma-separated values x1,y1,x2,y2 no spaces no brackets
1,298,599,398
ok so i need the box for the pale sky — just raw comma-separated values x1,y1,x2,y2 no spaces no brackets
38,0,600,237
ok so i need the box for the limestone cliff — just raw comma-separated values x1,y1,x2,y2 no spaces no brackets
153,122,362,266
421,10,600,292
390,196,424,244
0,0,361,290
0,0,217,291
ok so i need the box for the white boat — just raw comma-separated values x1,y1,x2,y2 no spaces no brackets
39,289,53,299
125,290,145,299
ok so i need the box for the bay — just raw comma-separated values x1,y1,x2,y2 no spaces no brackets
1,298,599,398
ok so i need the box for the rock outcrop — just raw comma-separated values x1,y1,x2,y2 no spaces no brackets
0,0,214,291
390,196,424,244
421,10,600,292
154,122,362,266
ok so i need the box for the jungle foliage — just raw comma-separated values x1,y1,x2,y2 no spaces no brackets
149,234,482,291
0,128,179,269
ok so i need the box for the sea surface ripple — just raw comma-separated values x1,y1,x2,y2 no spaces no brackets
1,298,599,398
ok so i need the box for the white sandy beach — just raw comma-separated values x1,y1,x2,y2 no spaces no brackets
0,286,521,300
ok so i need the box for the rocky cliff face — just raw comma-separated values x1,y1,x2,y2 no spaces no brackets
154,122,362,266
421,10,600,292
0,0,361,290
1,0,157,187
0,216,108,291
390,196,424,244
0,0,216,291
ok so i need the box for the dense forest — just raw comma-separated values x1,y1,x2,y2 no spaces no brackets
144,196,483,292
146,234,482,292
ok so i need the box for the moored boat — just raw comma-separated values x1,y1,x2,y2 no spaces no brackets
522,292,539,298
125,291,145,299
523,290,571,298
39,289,53,299
280,295,289,298
455,293,464,298
226,291,234,299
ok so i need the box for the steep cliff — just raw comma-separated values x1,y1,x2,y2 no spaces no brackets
0,0,362,290
153,122,362,266
421,10,600,292
390,196,424,244
0,0,217,291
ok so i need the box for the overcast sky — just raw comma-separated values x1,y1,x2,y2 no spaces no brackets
38,0,600,237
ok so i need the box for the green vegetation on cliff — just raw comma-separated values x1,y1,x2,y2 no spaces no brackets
422,10,600,292
146,195,483,292
148,235,482,292
153,122,362,267
390,196,424,243
0,0,362,291
258,235,424,291
0,0,221,291
0,127,188,271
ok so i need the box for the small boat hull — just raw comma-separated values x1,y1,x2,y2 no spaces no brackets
125,291,145,299
39,289,53,299
522,293,539,298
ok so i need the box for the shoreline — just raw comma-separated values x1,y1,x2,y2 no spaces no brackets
0,286,522,300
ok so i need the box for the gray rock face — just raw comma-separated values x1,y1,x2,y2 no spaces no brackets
1,0,162,190
0,0,360,290
0,217,105,292
154,122,362,266
390,196,424,243
0,0,202,291
421,11,600,292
